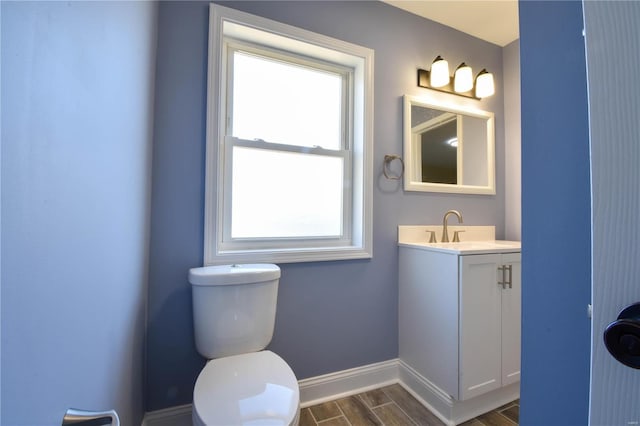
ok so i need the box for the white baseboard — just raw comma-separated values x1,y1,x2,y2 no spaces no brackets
298,358,400,407
142,358,518,426
398,360,455,425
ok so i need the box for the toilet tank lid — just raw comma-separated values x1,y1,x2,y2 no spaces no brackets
189,263,280,286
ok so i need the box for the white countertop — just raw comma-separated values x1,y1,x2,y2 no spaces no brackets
398,240,521,255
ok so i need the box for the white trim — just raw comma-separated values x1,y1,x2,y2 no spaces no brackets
298,359,399,408
141,359,519,426
398,359,454,424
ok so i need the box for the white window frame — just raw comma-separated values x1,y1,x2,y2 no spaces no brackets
204,4,374,265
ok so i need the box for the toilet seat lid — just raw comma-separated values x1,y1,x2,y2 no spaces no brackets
193,350,299,425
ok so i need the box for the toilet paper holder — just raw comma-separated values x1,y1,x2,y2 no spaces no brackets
603,302,640,369
62,408,120,426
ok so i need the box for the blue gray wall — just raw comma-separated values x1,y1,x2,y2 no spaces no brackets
519,1,591,424
147,0,507,411
1,2,157,424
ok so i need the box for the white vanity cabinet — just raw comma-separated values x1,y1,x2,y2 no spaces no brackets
398,245,521,402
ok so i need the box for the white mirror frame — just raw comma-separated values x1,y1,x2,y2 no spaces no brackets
403,94,495,195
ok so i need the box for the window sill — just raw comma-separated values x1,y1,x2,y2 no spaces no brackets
206,246,372,265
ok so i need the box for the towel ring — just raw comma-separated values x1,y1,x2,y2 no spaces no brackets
383,155,404,180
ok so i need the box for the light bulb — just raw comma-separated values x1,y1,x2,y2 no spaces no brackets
454,63,473,93
430,56,450,88
475,69,495,98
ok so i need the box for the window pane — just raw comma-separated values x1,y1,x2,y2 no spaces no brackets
231,146,344,238
232,51,343,150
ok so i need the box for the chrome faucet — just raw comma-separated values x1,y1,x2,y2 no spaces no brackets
442,209,463,243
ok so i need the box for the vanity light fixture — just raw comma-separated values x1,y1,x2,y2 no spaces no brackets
417,56,495,100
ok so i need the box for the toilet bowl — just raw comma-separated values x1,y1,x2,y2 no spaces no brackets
193,351,299,426
188,264,300,426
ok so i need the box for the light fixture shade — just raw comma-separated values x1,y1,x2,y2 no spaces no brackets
454,63,473,93
430,56,450,88
475,69,495,98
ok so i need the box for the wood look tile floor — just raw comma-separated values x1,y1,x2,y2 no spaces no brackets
299,384,519,426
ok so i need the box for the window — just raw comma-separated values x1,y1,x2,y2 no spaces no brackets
205,4,373,264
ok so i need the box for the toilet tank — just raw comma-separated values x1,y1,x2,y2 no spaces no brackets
188,264,281,359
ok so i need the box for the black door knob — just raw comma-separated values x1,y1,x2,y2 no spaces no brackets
604,302,640,369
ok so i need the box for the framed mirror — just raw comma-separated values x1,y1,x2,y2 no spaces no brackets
403,95,495,194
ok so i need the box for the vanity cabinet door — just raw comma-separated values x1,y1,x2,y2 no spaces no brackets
501,253,521,386
459,252,522,400
459,254,503,400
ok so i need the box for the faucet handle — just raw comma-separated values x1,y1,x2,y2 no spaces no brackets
426,230,437,243
452,230,465,242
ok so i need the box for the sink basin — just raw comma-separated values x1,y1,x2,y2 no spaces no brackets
397,225,520,254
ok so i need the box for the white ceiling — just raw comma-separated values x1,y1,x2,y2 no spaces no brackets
383,0,519,47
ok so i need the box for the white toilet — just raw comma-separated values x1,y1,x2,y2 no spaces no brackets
188,263,300,426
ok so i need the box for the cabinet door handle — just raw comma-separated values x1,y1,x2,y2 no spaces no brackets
506,264,513,288
498,265,506,289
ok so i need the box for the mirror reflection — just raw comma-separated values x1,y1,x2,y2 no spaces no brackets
412,110,458,184
403,95,495,194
